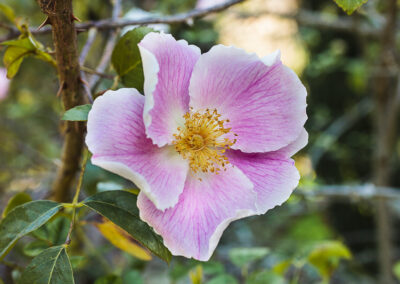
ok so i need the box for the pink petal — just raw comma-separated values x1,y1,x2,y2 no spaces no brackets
226,150,300,214
86,89,188,210
277,128,308,157
139,32,201,147
189,45,307,153
0,68,10,101
137,166,257,261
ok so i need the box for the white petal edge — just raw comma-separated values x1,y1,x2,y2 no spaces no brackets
277,128,308,157
262,49,281,66
138,44,159,132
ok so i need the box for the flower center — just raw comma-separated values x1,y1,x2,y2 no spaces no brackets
173,108,236,174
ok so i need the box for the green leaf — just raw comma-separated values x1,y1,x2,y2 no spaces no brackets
202,261,225,276
247,271,287,284
69,256,87,270
0,4,16,23
229,247,270,268
32,215,70,245
23,240,49,257
19,245,74,284
95,275,122,284
208,274,238,284
83,190,171,263
333,0,368,15
122,270,143,284
2,192,32,218
62,104,92,121
0,200,62,260
308,241,352,279
111,27,155,93
393,261,400,281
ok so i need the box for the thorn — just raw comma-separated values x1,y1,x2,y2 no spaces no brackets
56,81,66,97
71,13,81,23
37,16,51,30
186,18,194,26
79,77,89,87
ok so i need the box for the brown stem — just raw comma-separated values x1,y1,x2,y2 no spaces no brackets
372,0,398,283
37,0,85,202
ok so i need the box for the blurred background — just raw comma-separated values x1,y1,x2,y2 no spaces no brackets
1,0,400,283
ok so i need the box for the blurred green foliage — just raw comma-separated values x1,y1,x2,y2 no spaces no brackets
0,0,395,283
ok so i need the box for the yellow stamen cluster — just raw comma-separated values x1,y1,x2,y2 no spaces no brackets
173,108,236,174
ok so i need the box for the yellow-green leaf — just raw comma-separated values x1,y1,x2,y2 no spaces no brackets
308,241,352,279
2,192,32,218
0,4,15,23
2,36,55,78
272,259,292,276
19,245,74,284
393,261,400,281
189,265,203,284
333,0,368,15
3,46,30,78
95,219,152,261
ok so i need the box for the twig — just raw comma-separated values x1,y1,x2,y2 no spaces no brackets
65,150,88,245
311,98,373,166
0,0,246,42
88,0,121,90
79,28,98,103
79,28,98,65
297,184,400,200
0,23,15,31
81,66,114,80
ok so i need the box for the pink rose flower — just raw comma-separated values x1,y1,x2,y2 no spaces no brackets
0,68,10,101
86,32,307,260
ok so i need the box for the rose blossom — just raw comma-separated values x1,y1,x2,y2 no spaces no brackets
86,32,307,260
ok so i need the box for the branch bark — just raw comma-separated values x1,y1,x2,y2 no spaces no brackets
372,0,398,283
88,0,121,90
37,0,85,202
